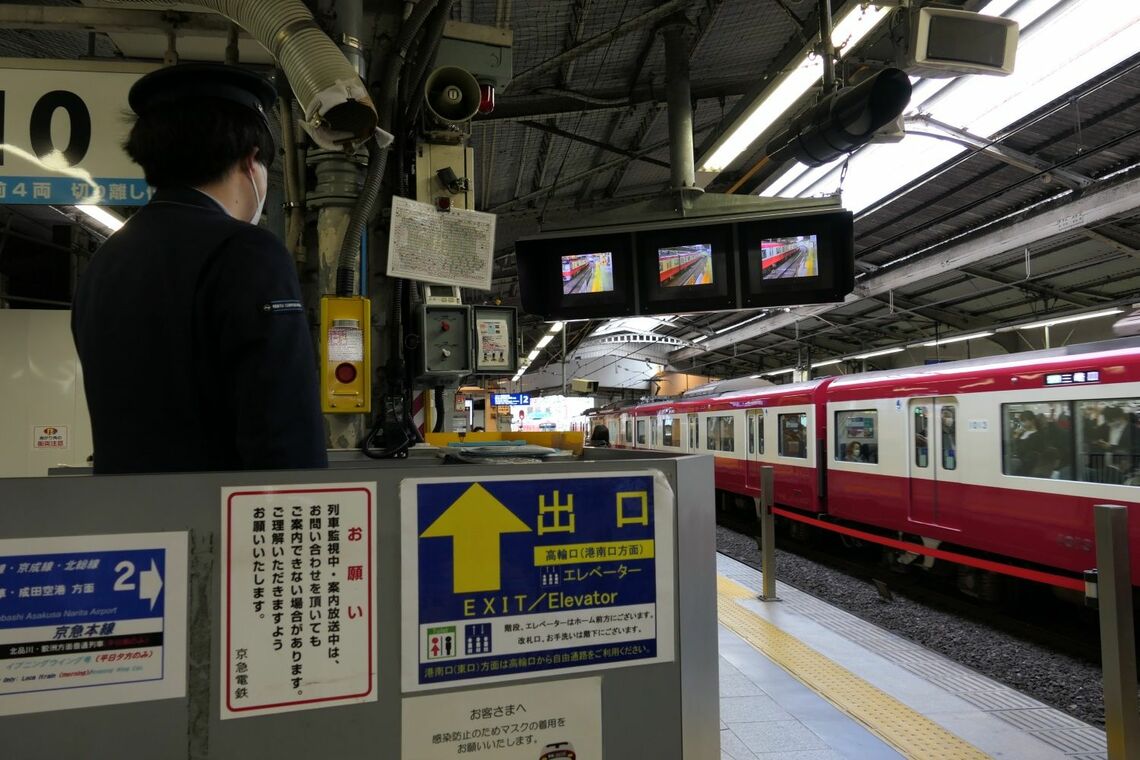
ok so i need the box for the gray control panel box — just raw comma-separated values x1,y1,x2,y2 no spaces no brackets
417,304,472,381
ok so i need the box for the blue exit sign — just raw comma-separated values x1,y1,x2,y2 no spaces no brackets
491,393,531,406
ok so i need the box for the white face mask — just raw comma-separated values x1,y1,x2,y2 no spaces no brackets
247,162,267,225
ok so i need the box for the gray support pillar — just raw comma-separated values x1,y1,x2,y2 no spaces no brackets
662,19,696,193
1093,504,1140,759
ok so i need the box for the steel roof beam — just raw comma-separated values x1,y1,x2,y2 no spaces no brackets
1081,226,1140,260
669,172,1140,363
959,265,1100,307
0,5,237,35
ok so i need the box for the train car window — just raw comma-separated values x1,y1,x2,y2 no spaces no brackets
1001,401,1075,479
636,419,646,445
720,416,735,452
1075,399,1138,484
941,406,957,470
914,407,929,467
688,415,699,448
706,417,718,451
835,410,878,464
778,413,807,458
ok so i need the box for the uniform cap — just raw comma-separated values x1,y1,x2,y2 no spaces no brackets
129,62,275,128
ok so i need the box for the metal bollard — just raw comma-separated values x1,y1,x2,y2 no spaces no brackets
759,466,778,601
1093,504,1140,760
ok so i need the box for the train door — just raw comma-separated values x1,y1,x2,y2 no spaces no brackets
745,410,764,493
907,397,961,528
687,413,699,453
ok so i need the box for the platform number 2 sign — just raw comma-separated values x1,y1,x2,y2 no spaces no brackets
0,89,93,167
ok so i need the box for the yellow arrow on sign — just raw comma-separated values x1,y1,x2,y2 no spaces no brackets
421,483,532,593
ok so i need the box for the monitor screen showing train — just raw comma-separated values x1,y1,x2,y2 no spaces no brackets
658,243,714,287
561,251,614,295
760,235,819,280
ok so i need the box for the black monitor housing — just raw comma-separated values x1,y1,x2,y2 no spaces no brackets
516,208,854,320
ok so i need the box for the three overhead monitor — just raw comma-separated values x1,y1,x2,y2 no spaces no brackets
517,209,854,320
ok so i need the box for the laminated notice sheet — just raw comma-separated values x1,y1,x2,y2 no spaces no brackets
386,196,496,291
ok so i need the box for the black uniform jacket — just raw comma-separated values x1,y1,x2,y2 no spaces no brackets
72,187,328,474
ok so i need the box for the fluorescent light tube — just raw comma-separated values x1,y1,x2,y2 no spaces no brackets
764,367,796,376
811,357,843,368
716,313,766,334
527,350,539,361
548,322,564,333
75,204,124,232
699,3,890,173
851,347,904,360
536,335,554,348
917,331,995,347
996,308,1123,332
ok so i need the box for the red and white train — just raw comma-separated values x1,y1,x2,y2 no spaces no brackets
586,337,1140,587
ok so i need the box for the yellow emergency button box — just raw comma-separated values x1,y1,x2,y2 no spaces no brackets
319,296,371,413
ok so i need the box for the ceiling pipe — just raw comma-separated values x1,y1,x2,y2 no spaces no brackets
114,0,378,148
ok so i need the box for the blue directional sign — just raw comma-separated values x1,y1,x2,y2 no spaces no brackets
0,533,186,713
402,472,674,690
491,393,531,406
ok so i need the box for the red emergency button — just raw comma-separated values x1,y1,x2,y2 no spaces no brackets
441,321,450,331
334,363,357,384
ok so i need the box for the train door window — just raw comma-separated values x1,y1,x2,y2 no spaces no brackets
835,410,878,463
662,416,673,447
688,414,699,448
748,415,755,454
650,419,657,446
636,419,646,445
624,420,632,444
1075,399,1137,484
719,416,735,452
706,417,718,450
914,406,929,468
1002,401,1075,479
778,413,807,458
939,405,957,470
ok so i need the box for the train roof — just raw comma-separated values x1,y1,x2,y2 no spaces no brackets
828,336,1140,391
680,375,774,398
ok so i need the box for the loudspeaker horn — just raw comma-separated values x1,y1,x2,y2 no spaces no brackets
424,66,481,125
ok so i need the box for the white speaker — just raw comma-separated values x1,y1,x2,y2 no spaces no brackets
424,66,481,125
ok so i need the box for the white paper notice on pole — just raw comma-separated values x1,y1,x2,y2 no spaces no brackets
0,531,188,716
220,482,377,719
402,676,602,759
476,317,511,369
386,195,496,291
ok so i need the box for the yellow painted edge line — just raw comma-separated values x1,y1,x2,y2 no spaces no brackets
717,575,992,760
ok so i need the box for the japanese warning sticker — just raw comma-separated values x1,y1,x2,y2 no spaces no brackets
401,471,675,691
221,482,377,718
0,531,188,716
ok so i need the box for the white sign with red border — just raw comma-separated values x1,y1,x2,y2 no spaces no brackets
220,482,377,719
32,426,68,450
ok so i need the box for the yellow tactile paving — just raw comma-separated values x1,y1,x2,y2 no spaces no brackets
717,575,992,760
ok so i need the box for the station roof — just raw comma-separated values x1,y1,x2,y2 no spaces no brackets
1,0,1138,386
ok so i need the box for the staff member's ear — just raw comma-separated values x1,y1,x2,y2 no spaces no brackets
245,149,268,225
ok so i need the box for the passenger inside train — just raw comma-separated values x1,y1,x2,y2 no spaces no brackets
1003,399,1139,484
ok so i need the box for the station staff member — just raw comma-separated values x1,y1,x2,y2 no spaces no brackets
72,63,328,474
